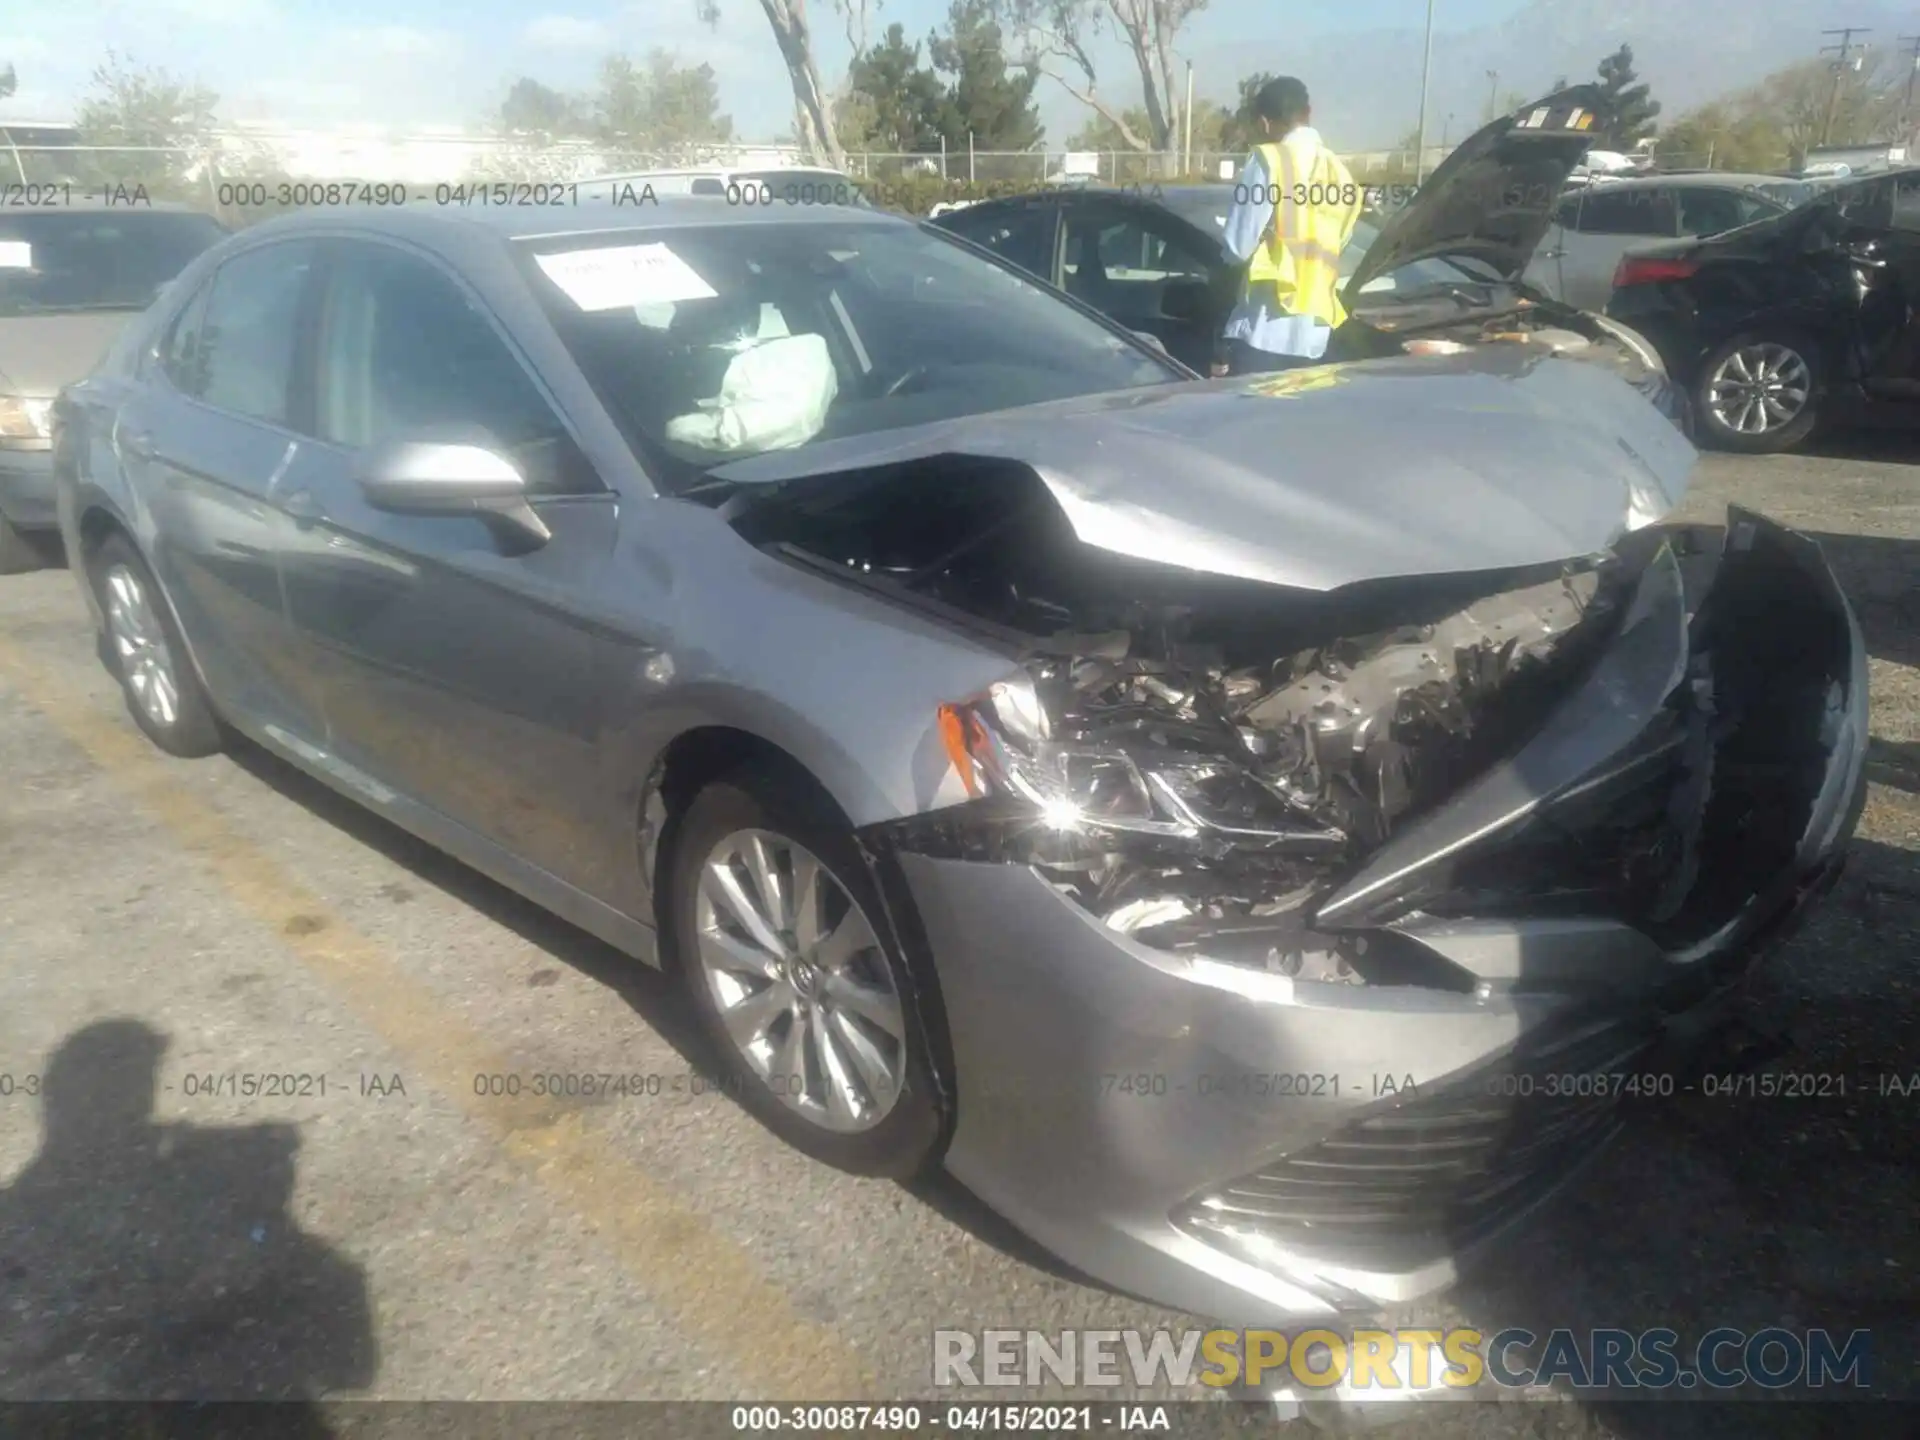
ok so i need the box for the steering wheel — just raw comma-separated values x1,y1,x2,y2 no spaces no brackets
879,364,931,398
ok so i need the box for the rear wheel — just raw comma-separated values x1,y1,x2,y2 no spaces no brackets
1693,333,1819,453
89,534,224,758
666,766,944,1178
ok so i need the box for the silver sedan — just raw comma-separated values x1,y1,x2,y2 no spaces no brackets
52,197,1868,1328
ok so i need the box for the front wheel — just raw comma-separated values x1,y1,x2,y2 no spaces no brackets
666,767,945,1178
1693,333,1820,453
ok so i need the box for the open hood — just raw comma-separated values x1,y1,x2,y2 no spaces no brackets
1346,86,1604,295
708,343,1696,592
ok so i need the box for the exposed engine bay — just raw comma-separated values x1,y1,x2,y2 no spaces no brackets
1332,288,1666,385
733,459,1653,947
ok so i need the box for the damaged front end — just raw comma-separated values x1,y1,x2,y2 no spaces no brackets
909,556,1627,978
807,463,1865,992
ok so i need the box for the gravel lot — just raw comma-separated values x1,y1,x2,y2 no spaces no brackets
0,437,1915,1437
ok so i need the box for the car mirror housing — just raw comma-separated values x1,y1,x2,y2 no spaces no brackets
356,440,551,552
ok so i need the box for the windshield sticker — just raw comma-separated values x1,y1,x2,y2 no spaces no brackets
0,241,31,269
535,243,718,310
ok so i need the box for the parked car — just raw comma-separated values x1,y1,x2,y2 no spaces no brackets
1524,173,1794,310
1607,167,1920,452
931,86,1686,430
0,201,226,572
54,197,1866,1329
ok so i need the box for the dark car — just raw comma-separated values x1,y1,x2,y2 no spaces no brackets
1606,168,1920,452
0,202,227,572
931,87,1685,430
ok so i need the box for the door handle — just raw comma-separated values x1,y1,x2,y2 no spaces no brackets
119,428,155,461
282,488,327,525
1537,247,1564,259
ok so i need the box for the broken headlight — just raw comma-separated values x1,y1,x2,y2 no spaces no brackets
938,674,1342,849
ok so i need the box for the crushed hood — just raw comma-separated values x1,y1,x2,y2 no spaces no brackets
708,343,1697,592
1346,86,1604,295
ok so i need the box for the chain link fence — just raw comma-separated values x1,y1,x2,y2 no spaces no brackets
1,134,1766,225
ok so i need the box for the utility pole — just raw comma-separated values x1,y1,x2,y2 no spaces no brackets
1485,70,1499,123
1820,27,1871,148
1900,34,1920,130
1414,0,1436,182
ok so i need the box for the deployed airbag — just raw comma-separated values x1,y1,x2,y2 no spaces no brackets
667,332,838,453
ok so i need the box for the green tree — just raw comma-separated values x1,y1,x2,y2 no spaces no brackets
1655,53,1901,172
499,78,586,140
1594,44,1660,147
845,25,948,153
73,51,221,195
929,0,1043,151
592,50,735,161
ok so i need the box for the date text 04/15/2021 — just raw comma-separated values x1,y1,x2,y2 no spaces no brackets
728,1405,1174,1432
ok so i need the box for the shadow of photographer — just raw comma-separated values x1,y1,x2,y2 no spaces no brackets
0,1020,376,1433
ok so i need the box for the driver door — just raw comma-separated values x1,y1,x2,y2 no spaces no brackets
273,237,622,890
1868,172,1920,399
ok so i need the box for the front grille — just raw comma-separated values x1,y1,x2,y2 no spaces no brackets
1175,1014,1656,1270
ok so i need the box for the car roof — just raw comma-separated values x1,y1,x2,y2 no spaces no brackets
230,194,906,247
1587,172,1797,191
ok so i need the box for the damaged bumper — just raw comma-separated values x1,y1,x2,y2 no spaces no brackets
877,507,1868,1325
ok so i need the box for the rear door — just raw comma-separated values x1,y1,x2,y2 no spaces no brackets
933,201,1062,285
1056,201,1225,370
1674,185,1779,240
121,239,326,741
273,237,620,888
1554,185,1680,310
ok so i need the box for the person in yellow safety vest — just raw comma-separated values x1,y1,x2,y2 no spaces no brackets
1216,77,1364,376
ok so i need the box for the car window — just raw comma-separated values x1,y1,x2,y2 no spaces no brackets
1830,178,1893,229
1082,214,1213,282
193,241,317,427
1561,187,1676,236
315,242,597,496
1677,187,1762,237
158,277,215,395
523,219,1173,487
690,177,728,197
1892,174,1920,233
0,209,226,319
939,206,1055,278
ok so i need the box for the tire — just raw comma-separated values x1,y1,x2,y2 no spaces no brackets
665,765,945,1178
0,513,49,575
1692,331,1821,454
89,534,224,758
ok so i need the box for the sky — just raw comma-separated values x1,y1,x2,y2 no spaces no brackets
0,0,1536,143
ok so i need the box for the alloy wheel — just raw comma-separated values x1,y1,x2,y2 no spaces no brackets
692,828,907,1134
1705,342,1811,436
103,563,181,730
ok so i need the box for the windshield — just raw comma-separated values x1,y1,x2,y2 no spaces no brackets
0,210,226,317
522,219,1178,489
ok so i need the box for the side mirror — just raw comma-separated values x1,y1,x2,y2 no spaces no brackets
357,440,551,552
